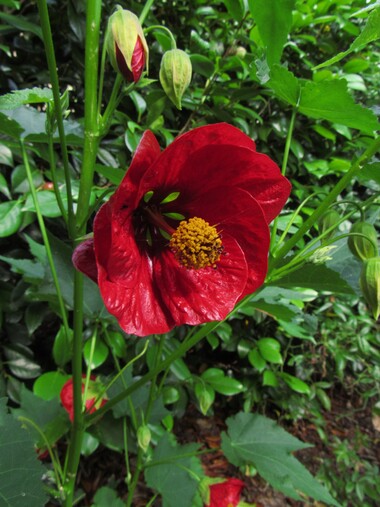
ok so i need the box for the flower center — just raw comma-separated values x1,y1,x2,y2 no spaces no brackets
169,217,223,269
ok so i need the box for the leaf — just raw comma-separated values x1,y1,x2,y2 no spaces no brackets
249,0,295,65
0,87,53,110
221,412,340,506
91,486,125,507
298,79,379,134
0,255,45,281
248,348,266,372
145,433,203,507
0,398,48,507
273,263,355,294
314,7,380,69
358,162,380,184
0,11,42,39
257,338,283,364
267,65,300,105
0,200,23,237
83,339,109,369
190,54,215,78
33,371,70,401
3,344,41,379
280,373,310,394
222,0,245,21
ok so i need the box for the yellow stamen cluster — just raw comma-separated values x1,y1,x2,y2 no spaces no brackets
169,217,223,269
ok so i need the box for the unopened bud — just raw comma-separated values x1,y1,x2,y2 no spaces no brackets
106,9,148,83
159,49,192,110
348,221,378,261
137,425,151,453
360,257,380,319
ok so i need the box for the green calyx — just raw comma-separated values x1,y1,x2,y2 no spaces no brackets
360,257,380,320
348,221,378,261
159,49,192,110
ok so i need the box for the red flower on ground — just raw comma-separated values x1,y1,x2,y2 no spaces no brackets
73,123,291,336
60,375,107,422
207,478,245,507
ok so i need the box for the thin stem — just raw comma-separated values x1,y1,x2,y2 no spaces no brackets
36,0,75,237
270,135,380,271
139,0,155,23
144,25,177,48
87,321,220,422
20,141,71,344
270,107,297,252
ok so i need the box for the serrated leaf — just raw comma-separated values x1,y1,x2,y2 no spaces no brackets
249,0,295,65
299,79,379,134
267,65,300,105
314,7,380,69
145,433,203,507
0,398,48,507
0,87,53,110
221,412,340,506
0,255,44,280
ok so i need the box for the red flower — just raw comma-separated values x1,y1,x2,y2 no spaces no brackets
60,375,107,422
207,478,245,507
73,123,291,336
115,36,146,83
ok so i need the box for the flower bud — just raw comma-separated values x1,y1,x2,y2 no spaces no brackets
159,49,192,109
348,221,378,261
318,209,340,241
360,257,380,319
137,424,151,453
106,9,148,83
60,375,107,422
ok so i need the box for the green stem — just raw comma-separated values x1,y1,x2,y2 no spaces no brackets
139,0,155,23
270,135,380,271
75,0,102,234
86,321,220,422
20,141,71,345
270,107,297,252
36,0,75,237
144,25,177,48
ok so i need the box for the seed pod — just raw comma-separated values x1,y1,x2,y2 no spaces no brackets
318,209,340,240
106,9,148,83
348,221,378,261
360,257,380,319
159,49,192,109
137,425,151,453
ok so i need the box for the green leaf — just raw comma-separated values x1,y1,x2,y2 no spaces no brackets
249,0,295,65
145,433,203,507
83,339,109,369
267,65,300,106
0,200,23,237
0,87,53,110
3,344,41,379
273,263,355,294
358,162,380,185
257,338,282,364
53,325,73,367
280,373,310,394
222,0,245,21
0,255,44,281
248,348,266,372
160,191,180,204
298,79,379,134
91,486,125,507
0,142,13,166
251,300,298,322
221,412,340,506
190,54,215,78
314,7,380,70
0,398,48,507
0,11,43,39
95,164,124,185
263,370,278,387
33,371,70,401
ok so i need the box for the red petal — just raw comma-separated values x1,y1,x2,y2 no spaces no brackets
131,36,146,82
208,478,245,507
186,187,270,296
138,124,290,224
72,239,98,283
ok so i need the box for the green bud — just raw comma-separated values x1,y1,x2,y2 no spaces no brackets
318,209,340,241
360,257,380,320
159,49,192,110
137,425,151,453
106,8,148,83
348,221,378,261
